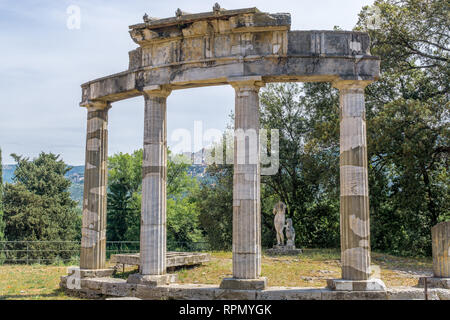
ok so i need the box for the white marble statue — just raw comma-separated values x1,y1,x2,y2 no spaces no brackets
285,218,295,247
273,201,287,246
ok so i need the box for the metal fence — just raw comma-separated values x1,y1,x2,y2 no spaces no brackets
0,240,211,265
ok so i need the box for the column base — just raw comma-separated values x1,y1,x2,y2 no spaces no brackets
220,277,267,290
418,277,450,289
127,274,178,287
327,278,386,291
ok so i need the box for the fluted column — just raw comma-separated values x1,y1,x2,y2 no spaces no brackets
140,85,171,275
333,80,373,280
80,101,110,270
230,77,264,280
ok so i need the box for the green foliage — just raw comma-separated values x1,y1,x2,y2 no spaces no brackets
106,150,204,249
2,152,79,263
106,150,143,242
355,0,449,256
194,164,233,250
260,83,341,249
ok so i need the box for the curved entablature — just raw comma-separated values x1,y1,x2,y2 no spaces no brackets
80,7,380,107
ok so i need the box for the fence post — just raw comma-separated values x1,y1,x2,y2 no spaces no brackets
26,243,29,265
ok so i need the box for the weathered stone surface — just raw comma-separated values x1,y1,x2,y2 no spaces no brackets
80,278,103,291
257,287,322,300
386,287,450,300
129,8,290,32
432,221,450,278
79,268,115,278
62,278,450,300
140,86,171,276
167,284,217,300
230,77,264,281
326,278,386,291
418,277,450,289
333,80,381,285
220,277,267,290
60,275,450,300
102,280,137,297
127,273,178,287
215,289,258,300
80,103,110,270
135,284,170,300
321,289,387,300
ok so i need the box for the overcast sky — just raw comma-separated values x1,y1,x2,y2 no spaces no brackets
0,0,374,165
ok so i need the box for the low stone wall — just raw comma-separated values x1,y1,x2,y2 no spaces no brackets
60,276,450,300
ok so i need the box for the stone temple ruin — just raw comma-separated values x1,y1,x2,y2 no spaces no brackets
60,5,448,299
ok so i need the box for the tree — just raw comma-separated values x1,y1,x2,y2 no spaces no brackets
259,83,341,248
194,163,233,250
354,0,449,256
3,152,79,263
106,150,142,242
193,84,342,250
106,150,204,249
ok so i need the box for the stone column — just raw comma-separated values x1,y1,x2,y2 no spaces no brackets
432,221,450,278
139,85,171,276
327,80,386,291
80,101,111,274
418,221,450,288
220,76,267,290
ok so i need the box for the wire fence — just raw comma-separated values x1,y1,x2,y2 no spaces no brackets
0,240,211,265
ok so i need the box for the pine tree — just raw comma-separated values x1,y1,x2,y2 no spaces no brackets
2,152,78,263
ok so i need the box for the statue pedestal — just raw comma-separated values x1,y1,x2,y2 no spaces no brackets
266,245,302,256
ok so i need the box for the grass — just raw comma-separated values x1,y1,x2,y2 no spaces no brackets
171,249,433,288
0,264,81,300
0,249,433,299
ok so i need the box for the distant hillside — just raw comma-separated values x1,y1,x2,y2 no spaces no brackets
2,164,209,207
2,165,85,206
2,165,16,184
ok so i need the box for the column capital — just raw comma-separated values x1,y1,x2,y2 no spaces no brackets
80,100,111,111
142,85,172,98
228,76,265,91
332,80,373,91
